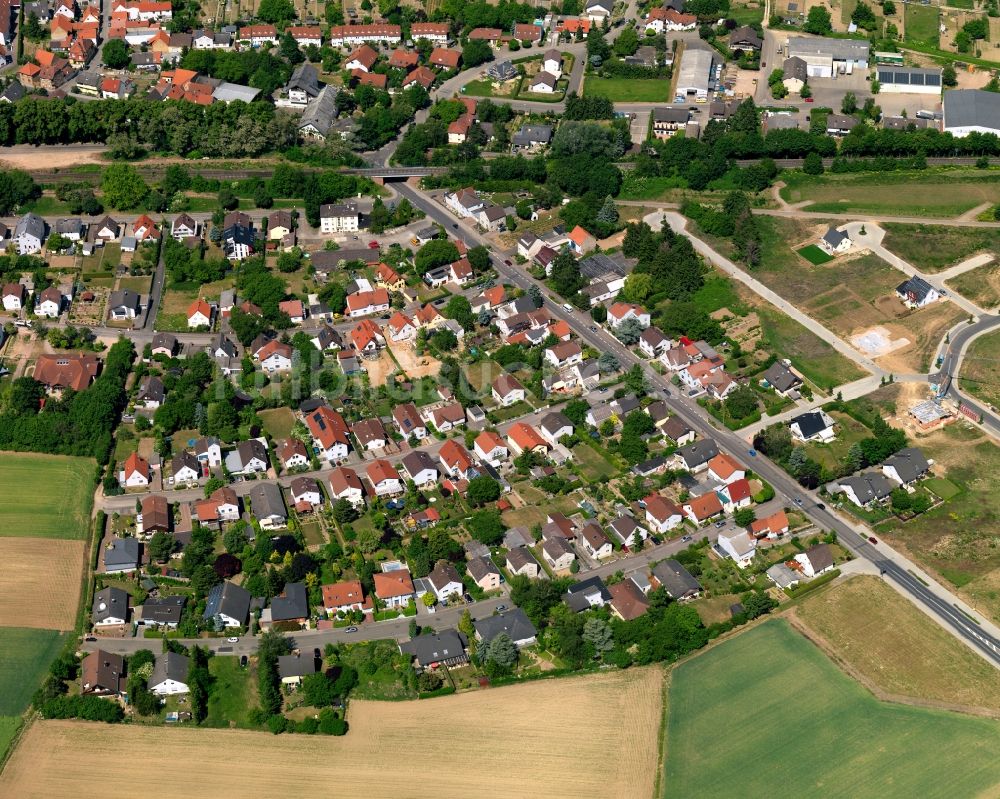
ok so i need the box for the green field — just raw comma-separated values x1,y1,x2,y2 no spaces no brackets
782,170,1000,217
796,244,833,265
924,476,961,500
583,77,670,102
0,628,67,716
571,442,618,481
259,407,297,441
904,3,940,48
0,453,94,539
962,328,1000,410
664,620,1000,798
205,656,259,728
947,262,1000,309
0,716,20,763
882,223,1000,271
463,80,499,97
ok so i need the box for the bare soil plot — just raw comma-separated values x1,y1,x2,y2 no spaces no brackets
387,340,441,380
0,145,106,170
3,668,664,799
361,351,397,386
793,575,1000,714
947,261,1000,310
875,302,966,374
0,538,85,630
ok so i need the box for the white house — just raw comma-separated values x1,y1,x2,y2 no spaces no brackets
794,544,835,578
120,453,150,488
542,537,576,571
819,227,852,255
717,530,757,569
538,412,573,447
789,410,836,443
427,561,464,603
148,652,190,696
329,467,366,509
585,0,612,22
644,494,683,534
186,299,213,329
36,286,65,318
474,431,508,466
319,203,360,234
607,302,650,330
1,283,26,311
492,374,525,406
543,48,562,78
367,460,404,496
896,276,940,309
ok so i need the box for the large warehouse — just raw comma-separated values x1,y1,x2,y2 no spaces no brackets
785,36,869,78
943,89,1000,137
875,65,942,95
675,46,717,100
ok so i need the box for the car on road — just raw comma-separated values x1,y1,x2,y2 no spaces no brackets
562,303,574,312
226,636,239,643
868,536,878,544
14,319,32,328
589,325,598,332
495,604,507,612
84,636,96,642
748,449,757,457
817,503,826,510
503,259,512,266
715,520,725,528
368,241,380,249
805,97,814,103
345,626,358,633
313,648,321,659
452,223,458,229
681,535,692,542
794,498,803,505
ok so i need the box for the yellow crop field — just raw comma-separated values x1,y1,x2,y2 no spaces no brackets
0,538,85,630
2,667,665,799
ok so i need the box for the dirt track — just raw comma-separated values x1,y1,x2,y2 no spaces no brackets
0,145,107,170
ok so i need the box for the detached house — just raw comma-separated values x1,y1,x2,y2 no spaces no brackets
329,466,366,509
248,482,287,530
467,556,501,592
374,569,415,608
149,652,190,696
367,459,403,496
93,586,129,626
400,450,439,487
839,472,895,508
393,402,427,441
427,560,464,603
506,546,541,578
474,431,508,466
717,530,757,568
882,447,930,486
789,410,835,443
305,405,351,462
896,276,940,309
322,580,370,616
121,452,151,487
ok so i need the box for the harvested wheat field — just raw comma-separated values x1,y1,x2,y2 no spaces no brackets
0,538,85,629
2,668,664,799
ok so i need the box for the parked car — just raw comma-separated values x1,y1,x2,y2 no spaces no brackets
345,626,358,633
240,655,248,668
495,604,507,612
226,636,239,643
868,536,878,544
313,648,321,659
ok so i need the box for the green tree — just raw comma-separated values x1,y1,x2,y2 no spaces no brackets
415,239,459,272
733,507,756,527
943,64,958,87
444,295,474,331
148,531,175,562
257,0,295,22
467,476,502,506
803,5,832,34
841,92,858,115
102,39,131,69
468,509,504,545
357,526,382,554
723,385,759,420
613,25,639,56
803,151,824,175
101,164,149,210
582,617,613,658
482,632,518,671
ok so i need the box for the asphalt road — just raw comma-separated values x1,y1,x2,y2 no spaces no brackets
396,182,1000,667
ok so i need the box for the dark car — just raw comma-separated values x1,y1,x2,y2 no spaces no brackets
868,536,878,544
452,223,458,229
817,503,826,510
503,259,512,266
313,648,321,660
84,636,97,642
240,655,248,668
495,604,507,612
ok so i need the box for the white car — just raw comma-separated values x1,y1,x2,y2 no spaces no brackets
226,637,239,643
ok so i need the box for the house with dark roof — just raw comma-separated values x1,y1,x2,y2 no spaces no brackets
896,276,940,309
141,595,186,628
609,578,650,620
93,586,129,626
506,546,541,578
149,652,190,695
565,576,612,612
789,410,835,443
882,447,930,486
204,581,251,628
474,608,537,648
838,472,895,507
266,582,309,627
104,537,140,573
651,559,702,601
467,555,501,591
399,629,468,670
81,650,124,696
673,439,719,472
795,543,835,578
761,361,802,396
278,653,317,685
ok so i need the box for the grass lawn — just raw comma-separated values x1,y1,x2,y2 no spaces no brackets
752,303,866,390
796,575,1000,711
300,519,325,548
781,169,1000,217
727,0,764,24
205,656,259,728
798,411,870,474
571,442,618,482
0,628,68,715
25,195,73,216
339,640,416,700
583,77,670,102
0,716,20,763
463,79,498,97
796,244,833,265
904,3,940,48
947,261,1000,310
664,619,1000,798
691,274,748,316
924,476,961,500
117,275,152,295
259,407,297,441
617,174,689,201
464,359,504,393
502,487,584,529
882,223,1000,271
0,452,94,539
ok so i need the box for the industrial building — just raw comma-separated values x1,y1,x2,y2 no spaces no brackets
785,36,869,78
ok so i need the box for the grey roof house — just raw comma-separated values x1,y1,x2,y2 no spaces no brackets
651,559,702,601
399,629,468,670
474,608,538,648
204,581,252,628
